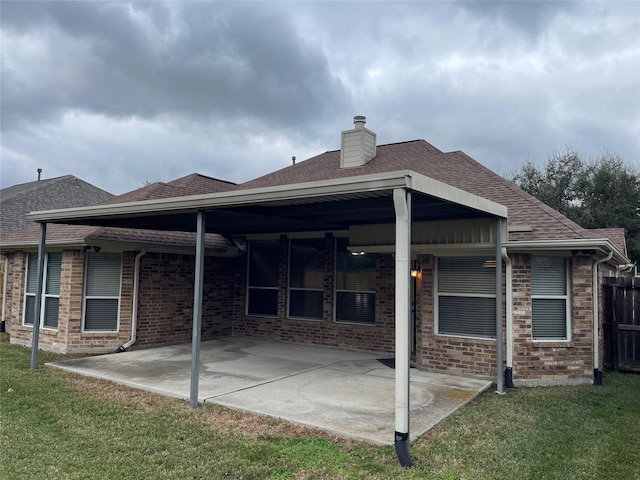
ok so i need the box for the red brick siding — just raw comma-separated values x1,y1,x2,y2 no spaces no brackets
415,255,500,379
511,254,594,383
135,252,234,347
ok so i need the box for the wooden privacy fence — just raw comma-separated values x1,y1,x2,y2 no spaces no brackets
603,277,640,373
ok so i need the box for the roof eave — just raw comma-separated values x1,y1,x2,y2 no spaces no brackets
0,239,87,253
505,238,630,265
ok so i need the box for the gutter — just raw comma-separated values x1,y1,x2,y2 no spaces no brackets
115,249,146,352
504,239,628,265
592,250,613,385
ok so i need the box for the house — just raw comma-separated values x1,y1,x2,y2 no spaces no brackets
0,118,629,388
0,173,237,349
0,174,114,332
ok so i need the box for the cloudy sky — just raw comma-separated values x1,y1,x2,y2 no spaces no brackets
1,1,639,195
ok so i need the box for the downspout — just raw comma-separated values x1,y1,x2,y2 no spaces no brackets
592,250,613,385
1,256,8,333
393,188,414,468
502,248,514,388
495,219,504,394
115,249,146,352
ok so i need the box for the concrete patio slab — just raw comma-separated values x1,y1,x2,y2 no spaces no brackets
47,337,492,444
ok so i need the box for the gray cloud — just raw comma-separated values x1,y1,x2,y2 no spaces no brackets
1,1,638,194
1,1,350,133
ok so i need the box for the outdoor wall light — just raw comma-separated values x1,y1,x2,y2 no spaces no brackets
410,266,421,278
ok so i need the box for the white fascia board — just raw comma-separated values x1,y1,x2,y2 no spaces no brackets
505,239,629,264
26,169,507,224
408,172,508,219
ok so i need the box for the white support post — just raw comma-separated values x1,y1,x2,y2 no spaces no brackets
393,188,414,467
190,211,206,408
30,222,47,370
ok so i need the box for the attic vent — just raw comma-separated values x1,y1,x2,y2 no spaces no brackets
340,116,377,168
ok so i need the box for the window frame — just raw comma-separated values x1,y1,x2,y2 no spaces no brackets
245,239,280,318
531,256,571,342
333,238,377,326
22,252,62,330
434,256,497,340
287,238,325,321
82,252,122,333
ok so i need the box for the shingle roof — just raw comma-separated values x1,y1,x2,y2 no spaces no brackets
0,174,234,252
239,140,594,242
588,228,627,257
0,223,230,253
0,175,113,235
99,173,236,205
1,140,623,251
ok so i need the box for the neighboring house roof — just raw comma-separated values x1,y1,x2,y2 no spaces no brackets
0,174,235,254
0,175,113,235
238,140,595,243
101,173,236,205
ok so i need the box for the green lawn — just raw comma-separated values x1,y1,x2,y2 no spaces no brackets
1,334,639,480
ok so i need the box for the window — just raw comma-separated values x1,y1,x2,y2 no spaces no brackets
436,256,496,338
247,240,280,316
335,238,376,324
531,256,570,341
289,238,324,320
83,252,122,331
23,252,62,329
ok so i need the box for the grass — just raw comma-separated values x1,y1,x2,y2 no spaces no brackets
1,333,639,480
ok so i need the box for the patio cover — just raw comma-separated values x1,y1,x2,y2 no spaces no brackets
27,169,507,466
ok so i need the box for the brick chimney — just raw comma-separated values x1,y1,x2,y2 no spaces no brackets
340,116,377,168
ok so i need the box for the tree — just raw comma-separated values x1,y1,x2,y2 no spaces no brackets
508,148,640,266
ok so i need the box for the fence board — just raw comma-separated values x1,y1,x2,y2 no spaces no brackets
603,277,639,373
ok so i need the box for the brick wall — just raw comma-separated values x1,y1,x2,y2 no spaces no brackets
7,250,134,353
511,254,594,385
233,234,396,354
415,254,499,379
4,252,23,338
135,252,234,347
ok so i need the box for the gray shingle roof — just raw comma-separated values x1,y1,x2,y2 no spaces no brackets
99,173,236,205
0,175,113,235
0,174,234,252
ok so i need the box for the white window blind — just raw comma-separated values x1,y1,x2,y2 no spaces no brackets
83,252,122,331
335,238,376,324
437,257,496,338
23,252,61,329
531,256,569,340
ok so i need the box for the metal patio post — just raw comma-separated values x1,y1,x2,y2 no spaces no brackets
30,222,47,370
190,211,206,408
